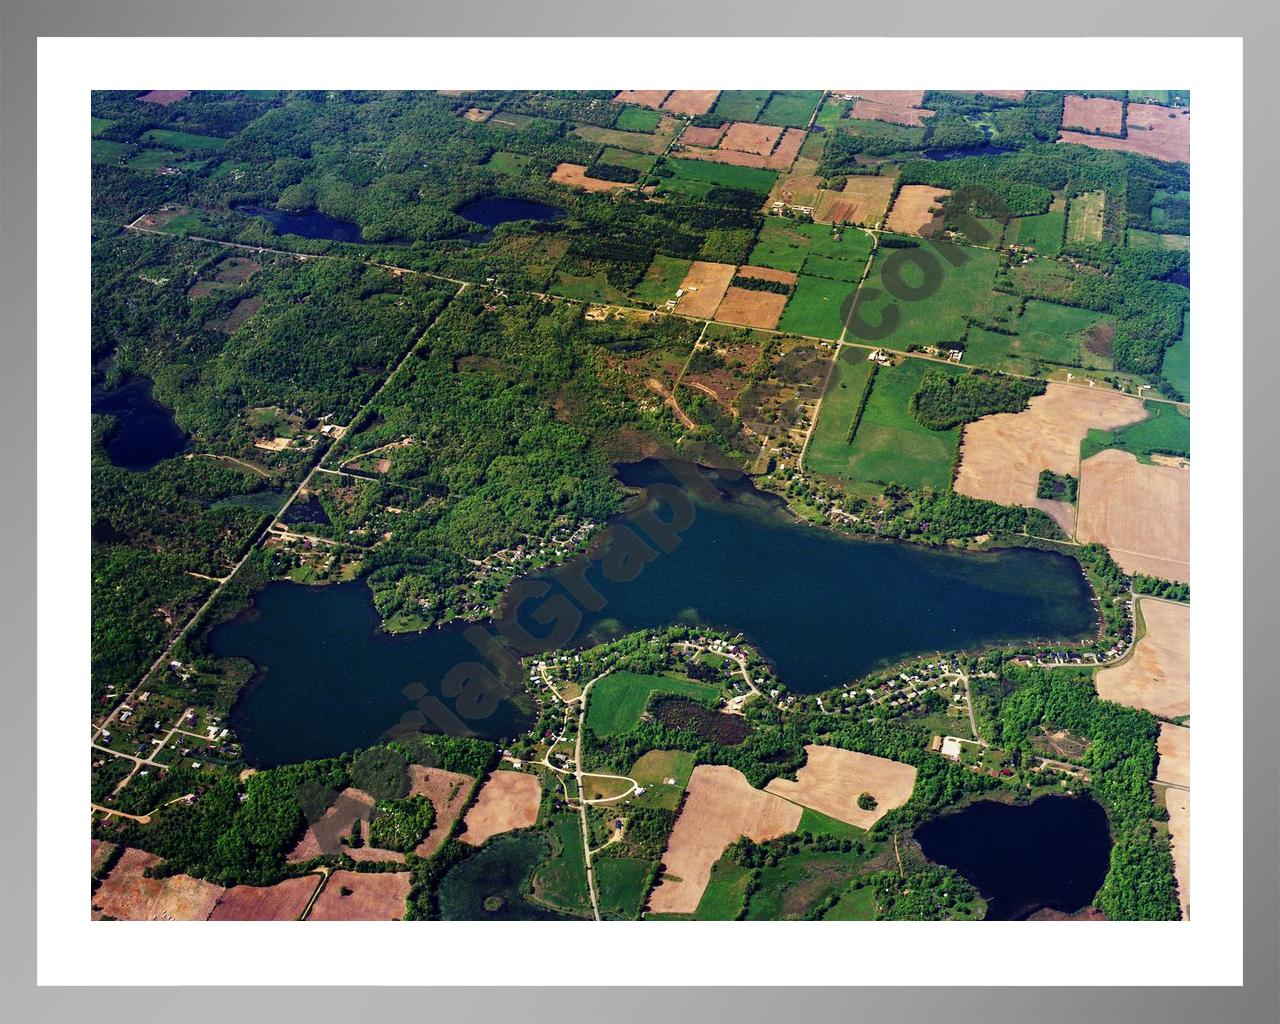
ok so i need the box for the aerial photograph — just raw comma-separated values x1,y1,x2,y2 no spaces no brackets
88,88,1191,923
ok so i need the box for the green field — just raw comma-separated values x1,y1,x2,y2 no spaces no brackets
586,671,718,738
660,157,778,200
849,239,1001,351
1014,299,1112,367
631,254,693,306
824,880,879,920
845,118,927,150
91,117,115,137
777,274,857,339
745,851,863,920
757,90,824,128
629,749,695,810
550,271,630,304
840,358,963,491
798,807,868,840
595,857,653,919
91,139,130,165
797,228,873,283
1081,400,1190,463
814,97,849,131
614,105,662,132
712,90,772,122
486,151,533,176
691,856,754,920
1127,229,1190,251
531,813,592,916
127,149,181,171
1161,312,1190,399
805,349,874,477
142,129,229,153
1004,210,1065,255
748,219,829,273
598,146,655,174
1066,191,1106,244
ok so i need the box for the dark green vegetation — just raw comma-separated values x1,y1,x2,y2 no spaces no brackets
586,672,720,738
1132,575,1190,603
1037,469,1078,503
368,795,436,852
435,832,567,920
908,369,1045,430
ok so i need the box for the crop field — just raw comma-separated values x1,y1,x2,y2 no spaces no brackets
663,90,720,115
680,124,728,148
308,870,410,921
660,157,778,201
764,745,917,829
649,765,801,915
749,220,837,273
1095,597,1190,716
1166,789,1191,919
629,749,696,810
599,146,656,174
835,358,964,492
288,786,376,861
1156,723,1190,789
757,90,824,128
407,764,476,857
1076,449,1190,581
208,876,320,921
805,349,874,478
460,770,541,845
673,260,737,319
712,90,773,122
586,671,718,738
954,383,1148,535
885,186,951,236
531,813,592,916
1081,399,1189,463
614,105,662,132
846,90,935,127
550,163,636,194
1061,95,1125,134
93,848,224,921
720,121,783,155
631,254,694,306
777,274,855,339
613,90,669,109
814,174,898,227
594,857,653,919
1066,191,1107,244
712,287,789,330
571,123,671,155
1060,103,1190,163
138,90,191,106
849,240,1001,351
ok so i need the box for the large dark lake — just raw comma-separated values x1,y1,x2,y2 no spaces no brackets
233,204,364,243
91,375,188,470
457,195,564,230
914,794,1113,920
210,459,1096,766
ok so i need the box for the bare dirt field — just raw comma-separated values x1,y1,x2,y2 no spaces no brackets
459,770,541,846
550,162,637,193
1156,723,1190,790
885,185,951,236
208,876,321,921
968,89,1028,102
1062,95,1125,134
1165,788,1190,919
288,787,376,862
307,869,411,921
138,90,191,106
844,90,934,127
663,90,720,116
408,764,476,857
954,383,1148,534
91,838,117,875
680,124,727,148
737,265,798,285
815,174,897,227
674,261,737,319
649,765,801,915
764,744,917,829
92,848,223,921
680,128,805,171
768,128,807,170
1058,103,1190,164
462,107,493,123
713,288,789,330
1077,449,1190,581
1095,598,1190,718
187,256,261,299
720,121,783,156
614,90,670,109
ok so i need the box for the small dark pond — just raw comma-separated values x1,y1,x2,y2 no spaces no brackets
457,195,565,235
279,495,332,527
914,794,1113,920
91,375,188,471
233,204,364,243
922,143,1015,161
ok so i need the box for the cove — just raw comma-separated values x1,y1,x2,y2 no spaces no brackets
233,204,364,243
914,794,1113,920
91,375,188,470
210,459,1097,767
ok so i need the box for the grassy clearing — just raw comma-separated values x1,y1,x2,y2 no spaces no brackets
599,147,655,174
486,151,533,176
595,857,653,919
824,880,878,919
1161,312,1190,399
713,90,772,122
745,851,863,920
815,97,850,131
1081,400,1190,462
757,90,824,128
777,275,856,340
1066,191,1106,244
850,239,1001,351
531,813,592,916
691,856,753,920
586,671,718,738
1014,299,1110,367
805,349,873,477
842,358,963,491
573,123,666,155
748,219,828,273
1004,210,1065,255
91,117,115,137
1127,229,1190,251
141,129,228,153
798,807,868,840
845,118,926,150
629,750,695,811
631,254,693,306
659,158,778,200
550,271,630,305
127,149,182,171
91,139,130,165
615,105,662,132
